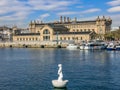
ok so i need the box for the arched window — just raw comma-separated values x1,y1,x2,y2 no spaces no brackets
43,29,50,34
81,37,82,40
76,29,79,32
72,37,74,40
76,37,78,40
68,37,70,40
43,36,50,41
29,38,31,41
64,37,66,40
92,29,95,32
43,29,50,41
36,38,38,41
32,38,34,41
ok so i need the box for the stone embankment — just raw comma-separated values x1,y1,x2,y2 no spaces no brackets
0,42,68,48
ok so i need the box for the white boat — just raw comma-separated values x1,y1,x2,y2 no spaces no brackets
84,43,93,50
66,44,78,49
106,43,115,50
79,40,93,50
80,40,106,50
79,43,94,50
115,44,120,50
79,44,85,50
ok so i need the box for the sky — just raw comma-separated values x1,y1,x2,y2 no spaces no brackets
0,0,120,28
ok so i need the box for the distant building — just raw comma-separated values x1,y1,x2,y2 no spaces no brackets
12,26,30,34
0,26,12,42
13,16,112,43
111,27,119,31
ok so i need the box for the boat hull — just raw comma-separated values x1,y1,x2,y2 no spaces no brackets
106,48,115,50
115,46,120,50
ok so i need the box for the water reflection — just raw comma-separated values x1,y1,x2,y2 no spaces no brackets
53,87,67,90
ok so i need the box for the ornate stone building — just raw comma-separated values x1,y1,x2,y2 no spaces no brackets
13,16,112,43
0,26,12,42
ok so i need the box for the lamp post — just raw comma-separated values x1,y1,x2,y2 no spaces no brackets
56,31,58,44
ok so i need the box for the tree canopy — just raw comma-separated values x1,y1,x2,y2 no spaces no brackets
104,29,120,40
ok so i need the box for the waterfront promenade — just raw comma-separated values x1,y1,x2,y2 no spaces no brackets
0,41,68,48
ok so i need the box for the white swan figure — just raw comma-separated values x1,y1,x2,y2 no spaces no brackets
57,64,63,81
52,64,68,88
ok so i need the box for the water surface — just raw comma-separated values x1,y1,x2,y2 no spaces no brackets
0,48,120,90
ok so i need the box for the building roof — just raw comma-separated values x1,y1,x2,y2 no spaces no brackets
14,33,40,36
55,31,93,35
30,20,96,25
50,25,69,31
0,26,12,31
76,20,96,24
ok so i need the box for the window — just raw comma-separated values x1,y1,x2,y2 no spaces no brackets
43,29,50,41
72,37,74,40
81,37,82,40
77,29,79,32
17,38,19,41
36,38,38,41
64,37,66,40
43,36,50,41
68,37,70,40
76,37,78,40
43,29,50,34
60,37,62,40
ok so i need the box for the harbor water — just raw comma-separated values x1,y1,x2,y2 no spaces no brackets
0,48,120,90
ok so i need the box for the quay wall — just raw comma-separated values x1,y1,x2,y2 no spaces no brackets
0,42,68,48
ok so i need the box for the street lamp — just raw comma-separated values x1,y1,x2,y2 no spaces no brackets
56,31,58,44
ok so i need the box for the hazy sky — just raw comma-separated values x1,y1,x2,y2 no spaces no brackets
0,0,120,28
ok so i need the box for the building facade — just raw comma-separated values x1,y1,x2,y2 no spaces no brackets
13,16,112,43
0,26,12,42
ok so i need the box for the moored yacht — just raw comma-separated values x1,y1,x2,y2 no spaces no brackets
79,43,86,50
115,44,120,50
106,42,115,50
84,43,93,50
66,44,78,49
80,40,106,50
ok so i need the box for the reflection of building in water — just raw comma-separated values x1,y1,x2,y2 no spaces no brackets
13,16,112,43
